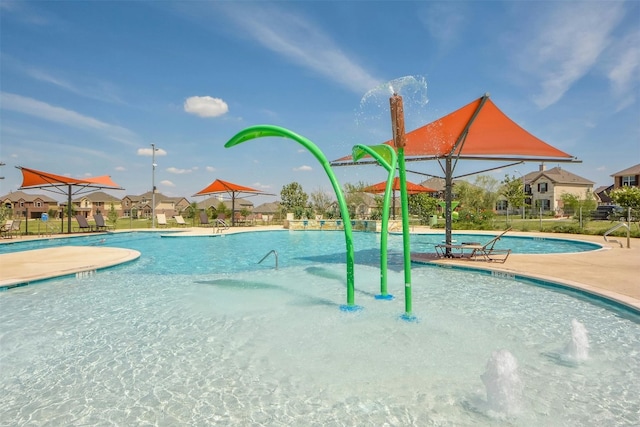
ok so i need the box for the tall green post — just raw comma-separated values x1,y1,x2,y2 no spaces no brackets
352,144,397,299
390,94,416,321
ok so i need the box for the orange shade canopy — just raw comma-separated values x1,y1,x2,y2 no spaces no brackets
193,179,265,197
363,177,437,194
17,166,123,190
332,94,576,164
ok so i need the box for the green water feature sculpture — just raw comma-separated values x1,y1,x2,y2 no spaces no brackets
351,144,397,300
224,125,360,311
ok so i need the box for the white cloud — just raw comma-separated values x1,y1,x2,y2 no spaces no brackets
166,167,192,174
160,180,175,187
184,96,228,118
605,29,640,111
205,166,216,172
137,147,167,156
518,2,625,109
218,3,381,95
252,182,272,190
293,165,312,172
115,166,126,172
0,92,137,145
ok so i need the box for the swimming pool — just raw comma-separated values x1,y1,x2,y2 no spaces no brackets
1,231,637,426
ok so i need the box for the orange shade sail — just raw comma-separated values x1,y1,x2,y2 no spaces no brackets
332,94,576,164
18,166,123,190
363,177,436,194
16,166,124,234
193,179,264,196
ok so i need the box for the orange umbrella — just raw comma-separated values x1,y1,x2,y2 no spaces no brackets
363,177,436,219
194,179,273,226
363,177,436,194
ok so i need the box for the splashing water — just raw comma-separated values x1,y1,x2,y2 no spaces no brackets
356,75,429,132
564,319,589,362
480,349,523,416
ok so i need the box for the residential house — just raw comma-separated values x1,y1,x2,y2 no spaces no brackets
594,185,614,205
611,163,639,189
196,196,254,216
0,190,59,219
71,191,123,218
523,165,594,214
122,191,190,219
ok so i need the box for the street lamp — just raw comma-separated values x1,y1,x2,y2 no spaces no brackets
151,143,159,228
514,169,525,220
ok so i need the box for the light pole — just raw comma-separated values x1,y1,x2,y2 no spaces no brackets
151,143,159,228
514,169,525,220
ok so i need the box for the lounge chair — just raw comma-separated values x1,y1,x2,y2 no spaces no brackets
94,213,114,231
174,215,188,227
434,228,512,263
75,215,94,232
156,213,168,227
199,211,213,227
1,220,13,239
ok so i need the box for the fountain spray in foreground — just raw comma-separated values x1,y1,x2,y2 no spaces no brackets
564,318,590,362
481,349,523,416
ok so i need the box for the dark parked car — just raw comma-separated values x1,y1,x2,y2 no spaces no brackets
590,205,624,220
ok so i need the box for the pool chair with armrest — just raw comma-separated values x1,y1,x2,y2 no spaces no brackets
174,215,188,227
199,211,213,227
434,227,512,263
75,215,94,233
94,213,114,231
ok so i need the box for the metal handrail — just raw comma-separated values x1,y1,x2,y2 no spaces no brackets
215,219,229,233
258,249,278,269
604,222,630,248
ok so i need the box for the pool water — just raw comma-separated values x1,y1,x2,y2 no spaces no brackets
0,231,637,426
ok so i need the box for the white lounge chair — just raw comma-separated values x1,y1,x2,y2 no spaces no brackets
174,215,188,227
156,213,168,227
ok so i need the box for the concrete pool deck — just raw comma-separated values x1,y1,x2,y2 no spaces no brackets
1,225,638,312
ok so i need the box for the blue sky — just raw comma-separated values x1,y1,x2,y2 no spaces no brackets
1,1,638,205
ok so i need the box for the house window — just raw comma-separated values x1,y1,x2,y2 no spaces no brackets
496,200,508,210
20,201,24,207
535,199,551,211
537,182,548,193
622,175,637,186
36,201,42,208
125,200,129,207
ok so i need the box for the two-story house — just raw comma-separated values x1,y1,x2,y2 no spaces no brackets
122,191,190,219
0,190,59,219
72,191,123,218
611,163,639,189
524,165,594,214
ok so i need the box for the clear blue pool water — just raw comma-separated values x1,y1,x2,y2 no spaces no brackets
1,230,637,426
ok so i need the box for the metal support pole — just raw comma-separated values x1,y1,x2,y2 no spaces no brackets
151,143,157,229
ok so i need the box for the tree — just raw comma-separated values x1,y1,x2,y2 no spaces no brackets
343,181,368,218
310,188,334,218
500,174,525,217
107,203,119,227
185,202,198,220
407,193,438,223
280,182,309,219
610,186,640,220
560,192,596,219
215,202,230,219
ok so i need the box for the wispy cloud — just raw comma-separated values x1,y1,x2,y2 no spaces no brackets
166,167,193,174
160,180,175,188
518,2,625,109
137,147,167,157
26,68,125,104
0,92,137,145
293,165,312,172
605,29,640,111
218,3,381,95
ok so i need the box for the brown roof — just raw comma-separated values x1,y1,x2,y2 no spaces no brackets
0,190,58,203
529,166,594,185
611,163,640,177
